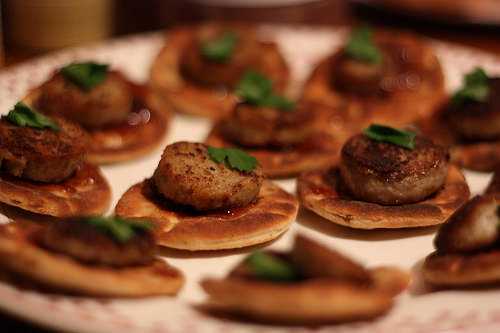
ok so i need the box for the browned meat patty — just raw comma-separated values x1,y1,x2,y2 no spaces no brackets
179,25,260,88
339,133,449,205
40,219,155,267
444,78,500,140
153,142,264,211
0,116,87,183
219,102,317,148
38,71,133,128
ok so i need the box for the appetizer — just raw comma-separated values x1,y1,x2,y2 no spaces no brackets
423,195,500,287
25,61,169,164
420,68,500,171
201,234,409,324
0,102,110,217
115,142,298,250
297,124,470,229
0,217,184,297
206,71,340,178
149,23,289,119
303,26,444,128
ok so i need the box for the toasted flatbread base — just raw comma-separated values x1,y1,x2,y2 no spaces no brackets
205,126,340,178
302,31,445,128
149,27,289,119
115,180,298,251
423,250,500,287
297,165,470,229
0,163,111,217
201,266,408,324
0,222,183,297
24,82,170,165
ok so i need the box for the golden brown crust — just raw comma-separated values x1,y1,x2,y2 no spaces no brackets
115,180,298,251
0,163,111,217
205,125,340,178
302,30,445,127
0,222,184,297
149,26,289,119
297,165,470,229
24,81,170,165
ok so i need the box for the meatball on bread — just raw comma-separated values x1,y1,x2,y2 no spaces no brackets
419,68,500,171
149,23,289,119
423,195,500,287
0,103,110,217
115,142,298,250
201,234,409,324
0,217,184,297
298,125,470,229
206,71,340,178
24,61,169,164
303,27,444,128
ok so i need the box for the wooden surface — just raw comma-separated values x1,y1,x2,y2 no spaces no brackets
1,0,500,331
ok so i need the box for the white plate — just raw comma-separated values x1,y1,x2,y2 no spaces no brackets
0,26,499,333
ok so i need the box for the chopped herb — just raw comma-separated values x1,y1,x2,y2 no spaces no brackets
452,67,490,106
345,26,382,64
246,251,298,282
207,146,257,172
363,124,416,150
5,102,60,131
201,31,238,63
60,62,109,91
84,216,153,243
235,71,295,111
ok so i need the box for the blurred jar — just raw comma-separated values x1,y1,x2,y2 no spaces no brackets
4,0,114,51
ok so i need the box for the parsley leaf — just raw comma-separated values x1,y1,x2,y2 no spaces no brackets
246,251,299,282
5,102,60,131
84,216,153,243
235,71,295,111
207,146,258,172
201,32,238,63
363,124,416,150
60,62,109,91
452,67,490,106
345,26,382,64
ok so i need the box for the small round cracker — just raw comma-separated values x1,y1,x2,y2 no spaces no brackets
149,26,289,119
297,165,470,229
0,163,111,217
24,81,170,165
0,222,184,297
201,266,407,324
302,30,445,127
115,180,298,251
423,250,500,287
205,125,340,178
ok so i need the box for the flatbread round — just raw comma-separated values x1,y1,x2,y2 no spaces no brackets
0,222,184,297
0,163,111,217
24,82,170,165
115,180,298,251
297,165,470,229
201,266,408,324
149,26,289,119
302,30,445,127
423,250,500,287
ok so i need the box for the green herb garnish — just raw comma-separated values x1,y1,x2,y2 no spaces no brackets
235,71,295,111
363,124,416,150
60,62,109,91
84,216,153,243
207,146,258,172
246,251,298,282
201,31,238,63
452,67,490,106
5,102,60,131
345,26,382,64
